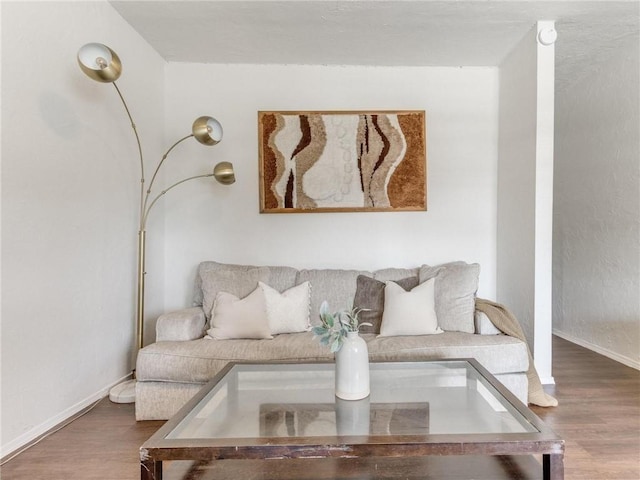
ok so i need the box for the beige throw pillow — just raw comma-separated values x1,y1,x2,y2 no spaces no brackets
379,278,443,337
259,281,311,335
207,286,272,340
201,266,270,321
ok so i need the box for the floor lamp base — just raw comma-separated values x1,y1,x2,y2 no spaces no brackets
109,379,136,404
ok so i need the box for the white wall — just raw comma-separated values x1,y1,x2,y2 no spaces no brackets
497,23,555,382
553,34,640,369
1,1,165,455
162,64,500,312
497,28,537,346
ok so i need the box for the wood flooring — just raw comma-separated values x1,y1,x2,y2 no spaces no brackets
2,336,638,479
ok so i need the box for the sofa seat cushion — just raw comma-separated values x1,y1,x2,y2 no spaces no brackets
365,331,528,375
137,331,528,385
136,333,334,384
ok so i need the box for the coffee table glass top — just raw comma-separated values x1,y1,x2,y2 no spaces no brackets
165,361,538,441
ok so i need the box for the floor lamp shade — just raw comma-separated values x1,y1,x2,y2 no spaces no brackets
193,116,223,145
213,161,235,185
77,43,122,83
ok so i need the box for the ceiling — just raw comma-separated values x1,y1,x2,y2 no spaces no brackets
110,1,639,91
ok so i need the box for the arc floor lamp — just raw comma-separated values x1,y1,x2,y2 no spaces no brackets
77,43,235,403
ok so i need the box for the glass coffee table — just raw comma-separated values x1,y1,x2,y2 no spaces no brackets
140,360,563,480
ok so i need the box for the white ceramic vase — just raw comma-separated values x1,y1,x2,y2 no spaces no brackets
336,397,371,435
335,331,370,400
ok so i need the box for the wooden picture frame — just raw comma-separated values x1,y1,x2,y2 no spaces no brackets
258,110,426,213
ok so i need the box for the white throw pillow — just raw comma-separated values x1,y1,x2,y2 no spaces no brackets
379,278,443,337
259,281,311,335
207,286,272,340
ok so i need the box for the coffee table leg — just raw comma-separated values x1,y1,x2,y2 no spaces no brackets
141,459,162,480
543,453,564,480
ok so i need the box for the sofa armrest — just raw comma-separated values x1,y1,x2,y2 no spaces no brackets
156,307,206,342
475,311,502,335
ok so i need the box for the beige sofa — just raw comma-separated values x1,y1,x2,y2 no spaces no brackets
135,261,529,420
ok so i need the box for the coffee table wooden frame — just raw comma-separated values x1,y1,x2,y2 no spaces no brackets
140,359,564,480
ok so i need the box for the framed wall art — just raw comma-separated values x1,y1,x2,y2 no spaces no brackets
258,110,426,213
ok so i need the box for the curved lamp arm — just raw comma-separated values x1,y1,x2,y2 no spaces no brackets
142,116,226,228
143,161,236,226
142,134,193,226
142,173,212,227
111,82,147,227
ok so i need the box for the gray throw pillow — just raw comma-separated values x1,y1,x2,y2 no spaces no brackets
418,262,480,333
353,275,419,334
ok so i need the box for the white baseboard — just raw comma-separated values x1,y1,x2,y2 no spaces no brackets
0,373,132,460
539,376,556,386
553,329,640,370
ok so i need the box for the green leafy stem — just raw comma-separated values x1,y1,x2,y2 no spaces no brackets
312,300,372,353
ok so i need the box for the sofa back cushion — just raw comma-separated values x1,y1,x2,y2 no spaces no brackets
297,269,371,326
195,262,298,319
373,267,420,282
201,266,270,320
193,261,479,332
418,261,480,333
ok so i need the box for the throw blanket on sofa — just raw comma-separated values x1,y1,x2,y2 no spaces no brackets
475,298,558,407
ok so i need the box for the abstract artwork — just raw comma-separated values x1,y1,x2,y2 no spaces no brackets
259,111,426,213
